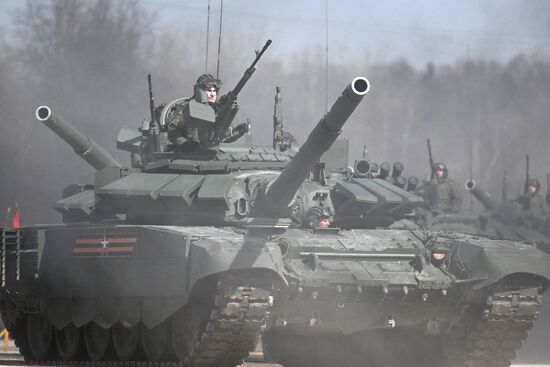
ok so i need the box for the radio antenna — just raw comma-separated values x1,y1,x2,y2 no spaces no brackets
205,0,211,72
324,0,329,113
468,138,473,210
215,0,224,79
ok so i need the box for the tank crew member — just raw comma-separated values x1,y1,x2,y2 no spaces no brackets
165,74,248,151
420,162,463,214
521,178,550,229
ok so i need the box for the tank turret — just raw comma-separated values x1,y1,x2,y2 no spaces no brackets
36,106,122,170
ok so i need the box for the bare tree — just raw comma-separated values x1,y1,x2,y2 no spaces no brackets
0,0,155,223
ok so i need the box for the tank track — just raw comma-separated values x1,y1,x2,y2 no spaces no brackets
12,276,272,367
263,285,543,367
186,277,272,367
445,285,542,367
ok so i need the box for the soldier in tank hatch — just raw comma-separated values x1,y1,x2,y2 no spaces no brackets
165,73,221,151
164,74,249,152
420,162,463,215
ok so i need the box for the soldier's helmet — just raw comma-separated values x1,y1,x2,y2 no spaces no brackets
432,162,448,178
193,74,222,103
526,178,541,194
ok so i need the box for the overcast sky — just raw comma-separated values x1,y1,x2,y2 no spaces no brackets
136,0,549,66
1,0,549,67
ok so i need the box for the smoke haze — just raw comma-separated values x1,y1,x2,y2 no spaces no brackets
0,0,549,363
2,0,549,224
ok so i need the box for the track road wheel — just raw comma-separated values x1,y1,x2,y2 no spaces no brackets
26,313,54,360
141,321,168,361
112,323,140,361
83,322,111,361
55,323,83,361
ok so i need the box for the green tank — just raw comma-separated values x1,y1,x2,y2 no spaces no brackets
465,179,550,254
0,75,549,367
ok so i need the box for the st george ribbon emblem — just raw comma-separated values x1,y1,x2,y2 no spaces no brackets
100,231,109,256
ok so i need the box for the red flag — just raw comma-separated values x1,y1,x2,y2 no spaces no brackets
12,204,20,228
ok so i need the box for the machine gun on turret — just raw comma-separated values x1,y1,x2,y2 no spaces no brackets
210,40,272,146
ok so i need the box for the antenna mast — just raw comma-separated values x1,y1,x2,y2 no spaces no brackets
502,170,508,202
215,0,224,79
468,138,473,210
325,0,329,113
205,0,211,72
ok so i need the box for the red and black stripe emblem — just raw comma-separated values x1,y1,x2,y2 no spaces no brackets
73,231,137,257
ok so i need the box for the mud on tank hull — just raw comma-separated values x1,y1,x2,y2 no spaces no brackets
263,228,550,367
0,225,285,365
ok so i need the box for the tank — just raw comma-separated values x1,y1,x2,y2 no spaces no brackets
465,179,550,254
0,76,549,367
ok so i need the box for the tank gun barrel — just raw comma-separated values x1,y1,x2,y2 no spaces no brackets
35,106,122,171
465,179,498,211
265,77,370,209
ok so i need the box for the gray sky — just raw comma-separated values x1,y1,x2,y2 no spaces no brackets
1,0,549,67
145,0,549,66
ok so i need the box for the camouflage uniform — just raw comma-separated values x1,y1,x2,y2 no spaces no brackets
521,178,550,229
420,163,463,214
165,74,221,151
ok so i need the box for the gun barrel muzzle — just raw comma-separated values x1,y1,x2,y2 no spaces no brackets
36,106,122,171
465,179,498,210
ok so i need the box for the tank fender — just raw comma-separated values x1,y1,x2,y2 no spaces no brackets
445,237,550,290
187,234,287,288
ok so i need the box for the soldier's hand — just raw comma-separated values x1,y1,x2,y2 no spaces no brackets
222,122,249,143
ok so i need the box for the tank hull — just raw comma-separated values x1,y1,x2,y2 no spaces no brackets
263,228,550,367
0,224,284,364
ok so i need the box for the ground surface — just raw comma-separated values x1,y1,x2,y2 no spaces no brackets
0,345,545,367
0,296,548,367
